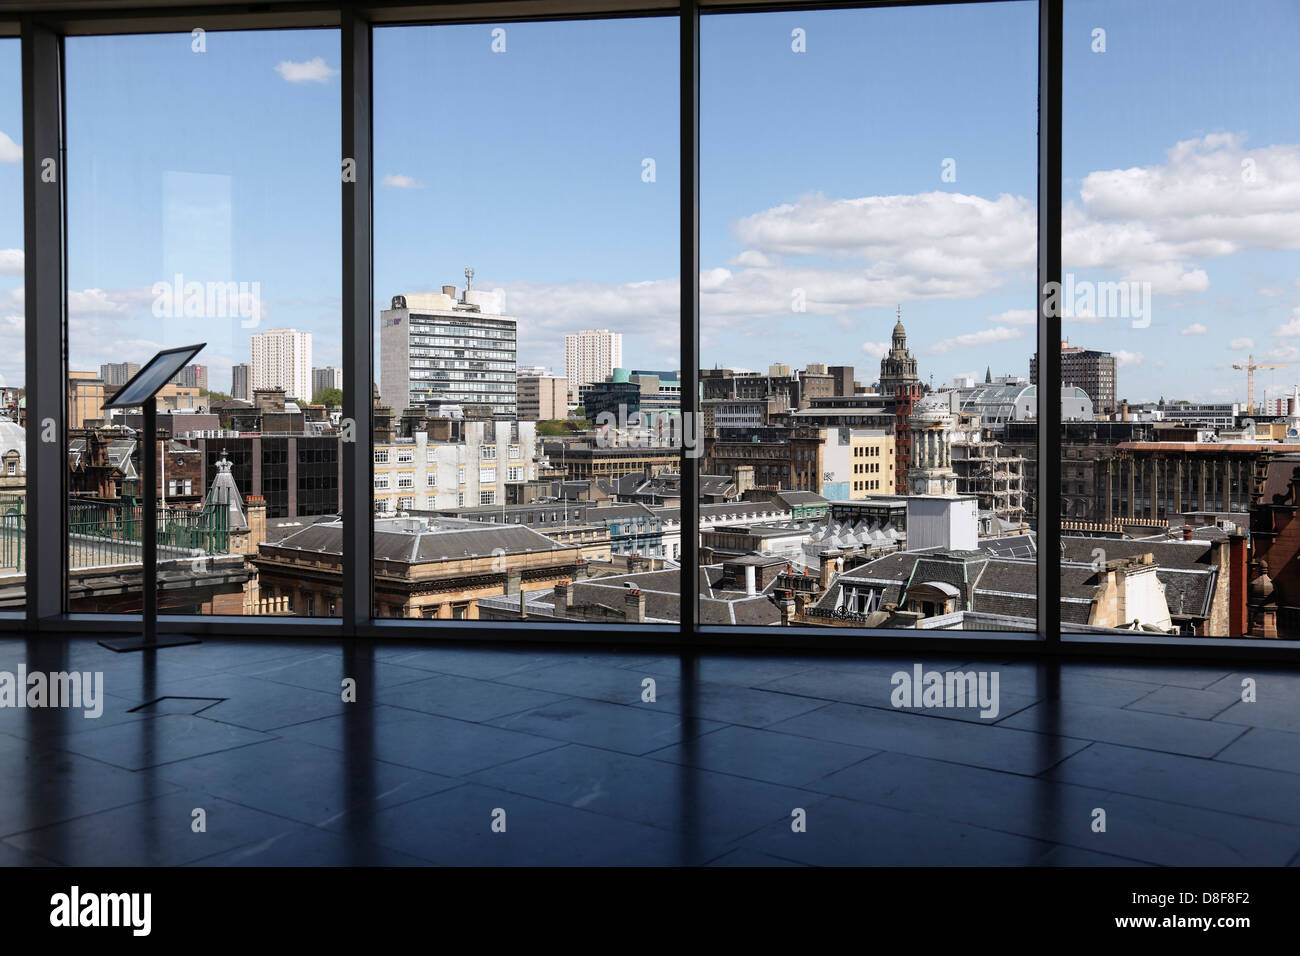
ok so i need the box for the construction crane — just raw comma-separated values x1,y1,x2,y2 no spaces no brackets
1232,354,1289,414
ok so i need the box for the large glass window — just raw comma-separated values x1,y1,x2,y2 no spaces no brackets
1060,0,1300,640
0,38,23,611
372,18,679,622
65,29,342,618
700,3,1040,633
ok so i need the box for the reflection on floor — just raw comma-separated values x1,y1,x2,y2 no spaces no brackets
0,635,1297,866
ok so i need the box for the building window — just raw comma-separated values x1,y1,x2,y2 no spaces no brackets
458,466,466,485
374,475,390,490
397,448,414,463
397,474,414,489
480,467,496,483
374,449,389,464
482,445,497,460
508,466,523,481
480,490,495,505
426,472,438,488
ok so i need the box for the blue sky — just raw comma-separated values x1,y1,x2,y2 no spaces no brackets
0,0,1298,406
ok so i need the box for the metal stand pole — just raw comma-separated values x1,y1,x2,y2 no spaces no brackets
142,399,157,647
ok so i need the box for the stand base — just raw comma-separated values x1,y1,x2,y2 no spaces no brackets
98,633,203,653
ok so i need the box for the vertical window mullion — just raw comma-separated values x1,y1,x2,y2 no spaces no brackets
1036,0,1063,648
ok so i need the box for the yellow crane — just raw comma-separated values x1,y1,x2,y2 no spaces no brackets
1232,354,1289,413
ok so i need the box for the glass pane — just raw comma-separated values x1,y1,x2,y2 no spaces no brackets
66,30,342,619
1061,0,1300,640
0,37,23,610
372,18,680,623
701,3,1039,633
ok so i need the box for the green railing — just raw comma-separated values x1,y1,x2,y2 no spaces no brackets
67,493,232,570
0,494,23,574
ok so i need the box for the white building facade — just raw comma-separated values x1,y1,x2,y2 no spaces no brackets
564,329,623,404
250,328,313,404
372,420,538,514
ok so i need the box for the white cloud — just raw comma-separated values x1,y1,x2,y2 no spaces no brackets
0,131,20,164
1259,286,1286,297
860,341,890,360
987,308,1036,326
275,57,338,84
1065,134,1300,271
1228,337,1255,350
928,326,1023,356
1273,307,1300,338
1179,322,1207,335
0,249,22,276
382,173,423,189
1114,350,1144,367
727,250,779,269
1266,345,1300,362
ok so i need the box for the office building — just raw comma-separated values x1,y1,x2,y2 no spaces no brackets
1031,342,1116,415
231,363,251,403
380,281,517,418
99,361,140,387
312,366,343,396
518,372,568,421
171,364,208,390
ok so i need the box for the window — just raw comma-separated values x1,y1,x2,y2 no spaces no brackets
0,39,22,611
65,28,342,620
1059,0,1300,641
396,447,413,463
372,16,678,624
701,3,1038,633
397,474,414,489
374,475,390,490
426,472,438,488
374,449,390,464
397,496,414,510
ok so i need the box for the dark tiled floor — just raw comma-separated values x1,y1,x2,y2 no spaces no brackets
0,636,1297,866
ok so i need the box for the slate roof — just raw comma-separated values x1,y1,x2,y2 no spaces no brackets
272,517,570,563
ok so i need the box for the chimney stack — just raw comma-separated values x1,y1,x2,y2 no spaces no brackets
744,564,756,597
624,588,646,623
554,581,571,616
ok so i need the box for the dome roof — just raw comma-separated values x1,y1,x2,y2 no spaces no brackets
0,418,25,471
